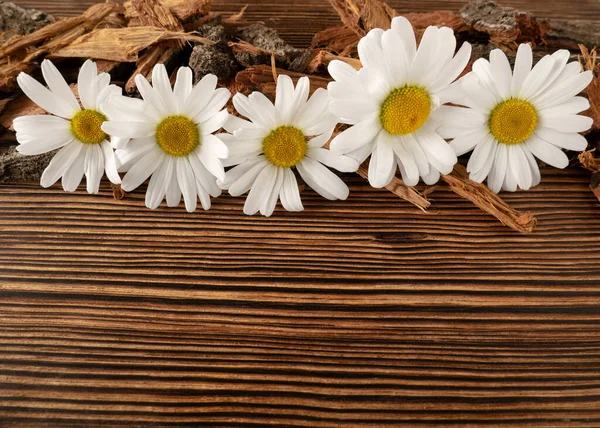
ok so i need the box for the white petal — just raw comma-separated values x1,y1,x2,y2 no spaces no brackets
200,133,229,159
469,136,497,184
503,160,518,192
329,115,380,154
176,156,198,212
61,148,85,192
357,28,386,71
121,149,164,192
408,26,439,83
200,109,229,135
14,116,72,155
541,115,593,133
274,74,296,125
306,148,359,173
173,67,193,112
41,59,80,112
188,150,222,198
227,158,269,196
390,136,419,186
183,74,218,118
165,164,181,207
415,129,457,175
194,88,231,123
151,63,177,113
534,127,588,152
368,131,396,188
461,73,497,113
402,133,429,178
285,76,310,125
523,146,541,187
244,164,277,215
77,59,98,110
449,127,489,156
526,136,569,169
490,49,512,99
539,96,590,118
381,29,408,87
534,71,593,110
40,140,83,188
467,134,496,174
296,88,331,132
279,168,303,212
417,27,456,87
145,156,172,209
430,105,486,129
391,16,416,62
519,55,556,100
428,42,472,93
297,157,349,200
84,144,104,194
307,127,334,149
96,85,121,111
135,73,168,117
248,91,277,128
486,142,507,193
261,167,283,217
422,167,440,185
114,136,155,169
509,144,532,190
101,140,121,184
101,121,156,139
17,72,78,119
327,60,360,86
511,43,533,97
223,114,257,133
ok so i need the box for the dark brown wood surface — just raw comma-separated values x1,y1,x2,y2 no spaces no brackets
3,1,600,426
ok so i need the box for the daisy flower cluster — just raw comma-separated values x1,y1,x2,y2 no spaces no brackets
13,16,593,217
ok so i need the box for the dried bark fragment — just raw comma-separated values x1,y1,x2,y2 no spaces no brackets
51,27,210,63
460,0,549,49
579,46,600,130
124,0,211,23
0,96,44,131
301,50,361,74
357,164,430,211
122,0,188,93
0,1,54,40
234,65,330,98
234,24,302,68
578,151,600,173
189,22,238,81
405,11,468,35
0,145,54,184
440,164,536,233
547,20,600,50
311,26,359,56
589,173,600,203
327,0,396,37
111,183,125,200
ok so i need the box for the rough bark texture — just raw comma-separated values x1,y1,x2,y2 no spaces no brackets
189,20,239,81
0,146,54,183
0,1,54,40
234,24,302,67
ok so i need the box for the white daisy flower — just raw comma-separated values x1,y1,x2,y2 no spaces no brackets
219,74,358,217
327,16,472,188
14,59,121,193
101,64,230,212
445,44,593,193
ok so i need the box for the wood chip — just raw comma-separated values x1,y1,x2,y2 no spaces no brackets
50,27,211,62
440,164,536,234
327,0,396,37
579,45,600,130
578,150,600,173
125,0,211,22
311,25,360,55
234,65,330,98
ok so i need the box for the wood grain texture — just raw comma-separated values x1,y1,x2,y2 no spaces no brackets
3,0,600,426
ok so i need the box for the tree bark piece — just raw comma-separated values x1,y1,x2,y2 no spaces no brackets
327,0,396,37
441,164,537,234
357,164,431,211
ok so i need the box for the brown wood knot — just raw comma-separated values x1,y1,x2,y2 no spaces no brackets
373,232,429,242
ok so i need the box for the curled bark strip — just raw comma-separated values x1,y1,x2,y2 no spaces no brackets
356,164,431,212
441,165,536,234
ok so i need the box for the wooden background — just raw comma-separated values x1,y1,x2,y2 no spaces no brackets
2,0,600,426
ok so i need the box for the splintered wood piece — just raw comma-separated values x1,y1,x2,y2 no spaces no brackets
228,40,287,61
50,27,211,62
311,26,360,55
125,0,211,22
356,164,430,211
579,151,600,173
441,164,537,233
579,45,600,130
234,65,331,98
123,0,191,93
0,2,119,58
304,50,361,74
327,0,396,37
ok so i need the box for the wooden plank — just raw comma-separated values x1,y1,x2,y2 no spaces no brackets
12,0,600,46
3,0,600,425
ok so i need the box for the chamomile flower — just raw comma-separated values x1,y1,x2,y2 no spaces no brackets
444,44,593,193
327,16,472,188
14,59,121,193
219,75,358,217
101,64,230,212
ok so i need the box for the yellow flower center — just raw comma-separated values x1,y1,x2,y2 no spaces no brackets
262,126,307,168
488,99,538,145
70,109,108,145
380,86,431,136
155,115,200,157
